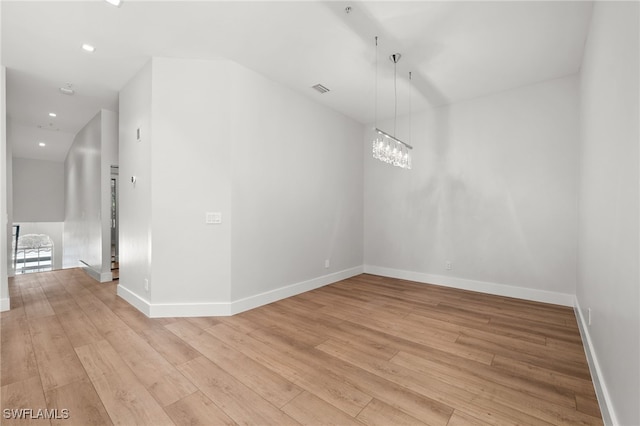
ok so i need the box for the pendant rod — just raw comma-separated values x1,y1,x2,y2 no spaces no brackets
393,55,397,137
374,36,378,130
374,128,413,150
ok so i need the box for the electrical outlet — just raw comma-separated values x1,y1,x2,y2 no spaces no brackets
588,308,592,326
144,278,149,292
324,259,330,268
446,261,452,270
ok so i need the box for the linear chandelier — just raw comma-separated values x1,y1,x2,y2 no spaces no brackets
372,36,413,170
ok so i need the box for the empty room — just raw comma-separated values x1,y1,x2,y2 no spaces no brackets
1,1,638,425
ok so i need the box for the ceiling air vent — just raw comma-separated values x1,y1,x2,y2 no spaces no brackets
311,84,330,94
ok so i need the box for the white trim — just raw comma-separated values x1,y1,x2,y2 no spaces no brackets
117,284,151,317
229,266,364,315
117,266,363,318
81,261,113,283
363,265,575,307
574,297,617,426
0,297,10,312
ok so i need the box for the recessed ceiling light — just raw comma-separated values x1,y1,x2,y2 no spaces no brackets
104,0,122,7
49,112,57,117
82,44,96,53
39,142,46,147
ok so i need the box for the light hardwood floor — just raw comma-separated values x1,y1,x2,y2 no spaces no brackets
1,269,602,425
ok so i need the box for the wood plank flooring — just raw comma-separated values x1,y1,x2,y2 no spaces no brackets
1,269,603,425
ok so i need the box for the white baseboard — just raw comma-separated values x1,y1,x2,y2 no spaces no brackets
0,297,10,312
363,265,575,307
80,261,113,283
229,266,364,315
118,284,230,318
117,266,363,318
574,298,616,426
117,284,152,317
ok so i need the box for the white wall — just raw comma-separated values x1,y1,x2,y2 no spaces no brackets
577,3,639,425
64,112,101,270
119,61,153,303
1,66,9,312
63,109,118,280
230,63,364,302
6,119,14,278
365,75,580,305
12,157,64,222
119,58,233,310
118,57,363,316
150,57,232,304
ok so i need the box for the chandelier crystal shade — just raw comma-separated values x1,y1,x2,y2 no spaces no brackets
372,128,412,169
371,37,413,170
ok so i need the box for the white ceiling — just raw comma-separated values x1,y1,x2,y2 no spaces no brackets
2,0,593,162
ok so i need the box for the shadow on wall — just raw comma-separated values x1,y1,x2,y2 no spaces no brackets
407,102,547,284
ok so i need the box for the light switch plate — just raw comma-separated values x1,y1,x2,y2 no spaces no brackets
206,212,222,224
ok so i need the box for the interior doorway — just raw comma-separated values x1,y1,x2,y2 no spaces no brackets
111,165,119,279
